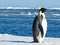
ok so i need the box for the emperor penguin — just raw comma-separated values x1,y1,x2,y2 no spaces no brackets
32,8,47,43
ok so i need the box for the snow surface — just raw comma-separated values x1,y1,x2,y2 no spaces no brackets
0,34,60,45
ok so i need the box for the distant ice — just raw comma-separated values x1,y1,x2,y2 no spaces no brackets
0,7,31,9
49,8,60,10
0,34,60,45
0,7,60,10
6,7,31,9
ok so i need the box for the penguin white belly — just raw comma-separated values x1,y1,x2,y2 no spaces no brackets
42,18,47,39
37,18,47,43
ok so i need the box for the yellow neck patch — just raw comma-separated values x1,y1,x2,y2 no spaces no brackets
39,11,46,19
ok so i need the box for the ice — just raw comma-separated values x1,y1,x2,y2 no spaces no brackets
0,7,31,9
49,8,60,10
6,7,30,9
0,34,60,45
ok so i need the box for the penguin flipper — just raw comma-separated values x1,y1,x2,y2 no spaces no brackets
38,23,44,37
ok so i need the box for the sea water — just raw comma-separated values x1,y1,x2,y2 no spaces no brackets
0,9,60,38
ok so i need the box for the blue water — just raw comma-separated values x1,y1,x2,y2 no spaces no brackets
0,9,60,38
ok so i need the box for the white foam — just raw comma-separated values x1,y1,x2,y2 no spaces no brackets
53,14,60,16
0,12,38,16
28,12,32,15
20,12,37,15
33,12,38,15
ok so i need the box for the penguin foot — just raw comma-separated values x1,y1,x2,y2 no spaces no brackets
32,41,39,43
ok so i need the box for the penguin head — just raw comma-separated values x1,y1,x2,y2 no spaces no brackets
39,8,47,13
38,8,47,19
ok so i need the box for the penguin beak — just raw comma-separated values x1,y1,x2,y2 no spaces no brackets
45,8,48,10
45,8,48,12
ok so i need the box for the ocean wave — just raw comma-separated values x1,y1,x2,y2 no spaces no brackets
20,12,33,15
48,19,60,21
52,14,60,16
0,12,38,16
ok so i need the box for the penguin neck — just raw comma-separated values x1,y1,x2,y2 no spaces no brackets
38,11,45,18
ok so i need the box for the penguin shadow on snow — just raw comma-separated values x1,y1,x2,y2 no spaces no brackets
0,40,35,43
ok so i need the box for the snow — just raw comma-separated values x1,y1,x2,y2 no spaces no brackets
0,34,60,45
